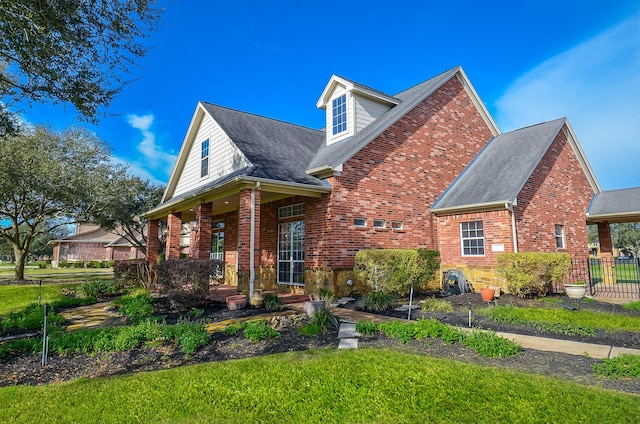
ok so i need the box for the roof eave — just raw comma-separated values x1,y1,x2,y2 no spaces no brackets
432,200,512,216
143,176,331,220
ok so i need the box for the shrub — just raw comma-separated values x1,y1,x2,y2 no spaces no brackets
79,279,116,299
421,297,454,312
72,261,85,268
51,296,97,310
113,291,155,324
356,321,378,335
496,252,571,298
188,307,204,318
624,301,640,312
354,249,440,295
165,318,209,356
58,261,72,268
357,291,397,312
155,259,223,310
298,308,338,336
0,303,66,334
462,330,522,357
114,259,154,290
242,320,280,342
263,293,283,311
87,261,103,268
593,354,640,379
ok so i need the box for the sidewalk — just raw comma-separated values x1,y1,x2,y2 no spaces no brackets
286,303,640,360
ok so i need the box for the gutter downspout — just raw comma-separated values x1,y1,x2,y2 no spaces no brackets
507,202,518,253
249,182,260,299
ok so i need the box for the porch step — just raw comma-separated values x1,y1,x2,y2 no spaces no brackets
337,322,360,349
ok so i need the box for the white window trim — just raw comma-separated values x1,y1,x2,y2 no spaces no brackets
461,221,485,256
200,139,210,178
354,217,367,228
278,203,305,219
391,220,403,231
331,94,347,135
555,225,566,249
373,219,386,229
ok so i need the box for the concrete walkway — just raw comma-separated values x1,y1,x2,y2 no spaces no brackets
286,303,640,359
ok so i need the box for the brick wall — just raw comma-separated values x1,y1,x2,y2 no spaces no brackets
513,130,593,259
166,212,182,259
438,209,515,266
311,76,494,268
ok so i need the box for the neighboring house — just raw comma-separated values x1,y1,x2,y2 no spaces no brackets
50,223,144,267
143,66,605,296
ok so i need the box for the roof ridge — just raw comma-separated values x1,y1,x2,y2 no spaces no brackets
201,101,324,133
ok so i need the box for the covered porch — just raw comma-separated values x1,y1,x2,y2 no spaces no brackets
144,176,330,296
584,187,640,299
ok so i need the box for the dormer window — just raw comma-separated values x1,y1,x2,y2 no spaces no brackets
200,139,209,177
332,94,347,135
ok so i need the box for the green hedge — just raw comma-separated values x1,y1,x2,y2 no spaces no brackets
354,249,440,295
496,252,571,298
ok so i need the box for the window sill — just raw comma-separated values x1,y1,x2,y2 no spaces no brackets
392,229,405,233
354,226,368,231
374,227,389,232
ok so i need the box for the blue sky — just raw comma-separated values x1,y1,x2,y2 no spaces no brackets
15,0,640,191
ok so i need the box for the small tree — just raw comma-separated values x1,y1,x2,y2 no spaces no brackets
354,249,440,295
92,175,165,254
0,126,115,280
0,0,164,134
612,223,640,258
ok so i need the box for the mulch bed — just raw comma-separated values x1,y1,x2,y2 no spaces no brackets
1,292,640,394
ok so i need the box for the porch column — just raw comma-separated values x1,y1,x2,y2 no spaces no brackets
190,202,213,259
166,212,182,260
597,222,616,284
146,219,160,264
237,188,261,291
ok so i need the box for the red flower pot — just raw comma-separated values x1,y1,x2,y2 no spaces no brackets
480,288,495,302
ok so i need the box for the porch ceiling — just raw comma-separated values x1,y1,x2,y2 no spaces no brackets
145,177,330,220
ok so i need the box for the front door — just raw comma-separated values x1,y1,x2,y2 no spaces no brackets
277,221,305,285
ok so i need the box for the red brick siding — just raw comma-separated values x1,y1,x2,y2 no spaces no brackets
513,130,594,259
190,202,213,259
438,210,514,266
147,219,159,264
313,76,494,267
166,212,182,259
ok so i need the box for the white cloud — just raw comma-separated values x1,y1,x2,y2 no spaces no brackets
125,113,177,183
495,13,640,190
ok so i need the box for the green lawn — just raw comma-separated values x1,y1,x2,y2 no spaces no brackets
0,266,113,284
0,349,637,423
589,260,640,283
0,283,83,315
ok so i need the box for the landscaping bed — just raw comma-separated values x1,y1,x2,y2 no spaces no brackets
348,292,640,349
1,292,640,395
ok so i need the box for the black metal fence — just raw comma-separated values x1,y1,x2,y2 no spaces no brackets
565,257,640,299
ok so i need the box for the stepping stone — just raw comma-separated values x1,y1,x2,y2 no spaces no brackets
338,338,358,349
394,304,419,312
338,323,360,338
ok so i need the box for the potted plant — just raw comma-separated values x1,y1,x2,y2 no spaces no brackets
479,287,495,301
226,294,247,310
564,281,587,299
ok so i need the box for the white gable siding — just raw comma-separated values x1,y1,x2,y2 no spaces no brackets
353,94,392,133
173,113,251,197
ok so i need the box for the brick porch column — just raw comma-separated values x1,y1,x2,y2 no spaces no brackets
597,222,616,284
146,219,160,264
190,203,213,259
166,212,182,260
237,188,261,282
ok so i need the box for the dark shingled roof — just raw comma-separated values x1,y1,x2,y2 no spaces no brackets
587,187,640,219
432,118,567,211
308,67,462,171
200,103,326,187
